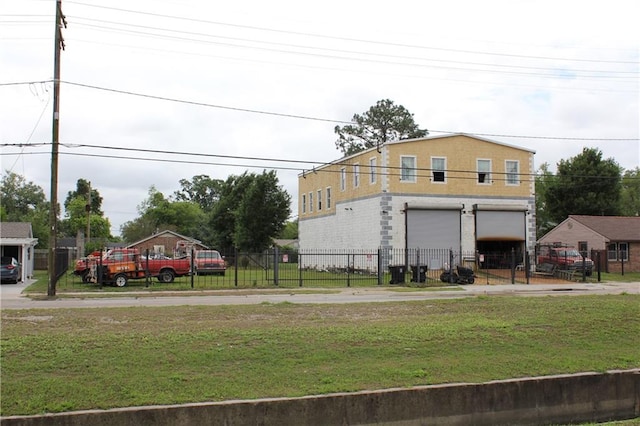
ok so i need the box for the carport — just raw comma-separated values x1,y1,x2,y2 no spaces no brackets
0,222,38,282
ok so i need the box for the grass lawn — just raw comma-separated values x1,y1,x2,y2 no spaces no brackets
1,294,639,417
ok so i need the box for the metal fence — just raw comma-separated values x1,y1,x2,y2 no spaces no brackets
46,247,573,290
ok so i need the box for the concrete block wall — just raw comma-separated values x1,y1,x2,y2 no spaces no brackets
3,369,638,426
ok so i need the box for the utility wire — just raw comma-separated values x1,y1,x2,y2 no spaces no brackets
65,0,638,65
66,16,638,79
2,79,639,141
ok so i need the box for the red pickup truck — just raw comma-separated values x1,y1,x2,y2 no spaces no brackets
537,245,593,276
74,249,192,286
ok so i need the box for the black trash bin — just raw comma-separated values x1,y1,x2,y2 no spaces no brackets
411,265,427,283
389,265,405,284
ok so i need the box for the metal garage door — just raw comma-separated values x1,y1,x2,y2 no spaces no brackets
406,207,462,250
475,209,526,241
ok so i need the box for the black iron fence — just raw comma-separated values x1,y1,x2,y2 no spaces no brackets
46,247,586,290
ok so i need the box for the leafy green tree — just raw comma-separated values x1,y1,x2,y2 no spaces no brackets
535,163,556,238
620,167,640,216
120,186,206,243
0,171,51,248
64,178,103,216
235,171,291,252
278,219,298,239
60,196,112,240
174,175,223,210
334,99,428,156
545,148,622,223
209,171,291,251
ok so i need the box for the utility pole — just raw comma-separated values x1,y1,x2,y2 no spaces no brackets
86,181,91,252
48,0,66,297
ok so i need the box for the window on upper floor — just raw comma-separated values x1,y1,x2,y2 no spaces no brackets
477,159,491,184
302,194,306,213
506,160,520,185
432,157,446,183
400,156,416,182
369,157,377,184
326,187,332,209
317,189,322,211
309,192,313,213
340,167,346,191
353,164,360,188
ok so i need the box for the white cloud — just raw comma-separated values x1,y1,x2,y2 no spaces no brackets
1,0,638,236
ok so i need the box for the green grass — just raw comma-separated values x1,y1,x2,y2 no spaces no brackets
1,294,639,416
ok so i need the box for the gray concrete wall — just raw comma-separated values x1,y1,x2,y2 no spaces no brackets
3,369,639,426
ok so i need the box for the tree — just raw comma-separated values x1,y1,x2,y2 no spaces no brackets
120,186,206,243
64,178,103,216
278,219,298,239
173,175,223,210
620,167,640,216
534,163,556,238
235,171,291,252
0,171,51,248
545,148,622,223
208,171,291,251
334,99,428,156
60,196,112,240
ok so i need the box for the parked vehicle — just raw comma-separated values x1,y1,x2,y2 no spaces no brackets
194,250,226,276
537,245,593,276
1,256,21,284
73,249,192,286
440,265,475,284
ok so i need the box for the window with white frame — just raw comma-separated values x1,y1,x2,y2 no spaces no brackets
506,160,519,185
608,242,629,261
432,157,446,182
317,189,322,211
302,194,306,214
353,164,360,188
400,156,416,182
309,192,313,213
369,157,377,184
326,187,331,209
477,159,491,184
340,167,346,191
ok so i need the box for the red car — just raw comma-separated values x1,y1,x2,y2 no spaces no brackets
194,250,226,276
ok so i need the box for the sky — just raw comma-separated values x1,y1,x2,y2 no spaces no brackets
1,0,639,237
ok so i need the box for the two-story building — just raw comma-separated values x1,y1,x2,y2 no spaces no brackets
298,134,536,270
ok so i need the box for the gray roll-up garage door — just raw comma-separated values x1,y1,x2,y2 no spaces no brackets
406,208,461,250
476,210,525,241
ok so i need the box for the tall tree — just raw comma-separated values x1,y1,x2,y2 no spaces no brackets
120,186,206,243
334,99,428,156
209,171,291,251
64,178,103,216
620,167,640,216
545,148,622,223
235,171,291,252
0,171,51,248
173,175,223,210
534,163,556,238
60,196,112,240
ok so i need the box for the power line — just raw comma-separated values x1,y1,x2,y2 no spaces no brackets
66,16,638,80
65,0,638,65
2,142,637,182
2,79,639,142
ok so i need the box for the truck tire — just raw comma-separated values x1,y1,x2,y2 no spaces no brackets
81,270,91,283
157,270,175,283
114,273,128,287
